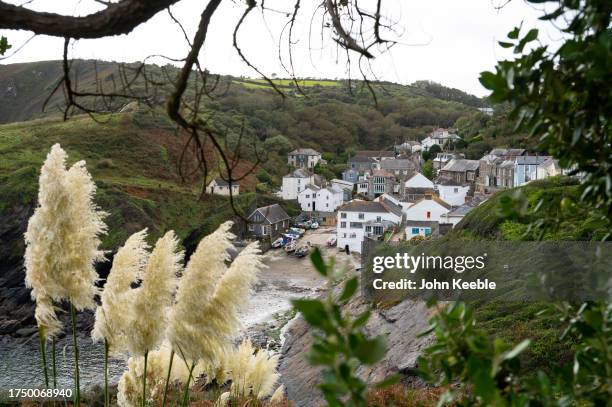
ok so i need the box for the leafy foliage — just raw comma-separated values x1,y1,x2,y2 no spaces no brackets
480,0,612,217
292,249,396,407
0,36,10,55
417,301,612,406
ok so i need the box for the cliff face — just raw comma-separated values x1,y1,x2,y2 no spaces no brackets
278,298,433,407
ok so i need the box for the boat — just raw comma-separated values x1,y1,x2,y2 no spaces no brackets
289,227,306,236
271,237,284,248
284,240,297,253
294,244,310,257
326,236,337,247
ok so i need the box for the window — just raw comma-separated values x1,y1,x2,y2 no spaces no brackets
426,211,431,219
340,222,346,228
376,216,382,222
341,212,347,219
248,224,255,231
350,233,357,238
365,226,372,232
424,228,431,236
453,188,458,193
358,213,365,219
307,203,310,207
306,194,310,198
411,227,419,234
350,222,363,229
343,233,347,238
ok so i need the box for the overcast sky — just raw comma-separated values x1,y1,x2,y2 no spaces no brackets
1,0,562,96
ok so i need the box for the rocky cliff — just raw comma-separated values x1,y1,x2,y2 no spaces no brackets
278,297,433,407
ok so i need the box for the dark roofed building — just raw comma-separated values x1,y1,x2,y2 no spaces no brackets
355,150,396,160
438,159,480,185
206,177,240,196
247,203,291,239
288,148,322,169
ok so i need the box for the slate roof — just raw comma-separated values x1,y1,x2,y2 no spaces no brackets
380,159,417,171
371,169,395,177
446,203,476,217
441,159,480,172
338,200,394,214
289,148,320,156
355,150,396,158
515,155,551,165
410,195,452,210
348,156,377,163
249,204,290,224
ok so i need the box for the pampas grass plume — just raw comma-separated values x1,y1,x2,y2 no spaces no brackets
24,143,107,337
92,229,149,355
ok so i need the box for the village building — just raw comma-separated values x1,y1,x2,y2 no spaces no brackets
403,195,452,223
404,220,440,240
287,148,322,169
402,172,435,202
247,204,291,239
331,178,354,201
438,158,480,185
380,158,417,177
514,155,551,186
536,157,562,179
433,152,463,173
345,156,378,175
355,150,396,161
281,169,321,200
298,184,344,212
206,177,239,196
435,177,470,206
367,169,395,198
421,128,461,151
396,140,422,154
336,199,402,253
440,202,476,227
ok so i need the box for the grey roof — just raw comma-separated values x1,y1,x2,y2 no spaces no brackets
338,200,394,213
515,155,551,165
355,150,396,158
446,203,476,217
435,176,464,186
212,177,239,187
441,159,480,172
249,204,290,224
284,169,313,178
489,148,526,157
378,196,404,217
289,148,320,156
304,184,321,191
500,160,515,169
348,156,377,163
380,159,417,171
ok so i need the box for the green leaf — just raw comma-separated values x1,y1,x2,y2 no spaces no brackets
498,41,514,48
523,28,539,43
310,248,327,276
339,277,358,302
292,299,327,327
354,335,387,365
508,25,521,40
351,310,371,328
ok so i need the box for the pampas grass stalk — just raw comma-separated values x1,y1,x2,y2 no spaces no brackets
52,338,57,388
38,329,49,387
104,339,109,407
181,362,195,407
161,350,174,407
70,303,81,404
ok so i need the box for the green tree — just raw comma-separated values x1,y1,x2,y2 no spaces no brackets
422,160,434,180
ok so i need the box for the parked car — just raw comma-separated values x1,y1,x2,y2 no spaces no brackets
271,237,284,248
289,227,306,236
326,236,337,247
310,222,319,229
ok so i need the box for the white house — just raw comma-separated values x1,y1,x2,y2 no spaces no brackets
403,172,435,202
298,185,344,212
281,169,314,200
288,148,322,169
405,220,438,240
206,177,239,196
536,157,562,180
331,178,354,201
435,178,470,206
422,129,461,151
336,200,402,253
403,196,451,223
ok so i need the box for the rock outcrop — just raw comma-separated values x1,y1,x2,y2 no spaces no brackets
278,297,433,407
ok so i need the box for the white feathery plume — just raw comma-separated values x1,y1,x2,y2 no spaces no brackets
270,384,285,403
24,143,107,337
214,392,230,407
167,221,235,363
227,339,280,399
34,295,63,338
117,342,189,407
92,229,149,355
127,230,182,356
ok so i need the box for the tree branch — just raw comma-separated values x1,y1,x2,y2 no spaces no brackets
0,0,181,38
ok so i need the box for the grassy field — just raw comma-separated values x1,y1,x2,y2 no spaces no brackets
232,78,341,89
0,109,295,254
